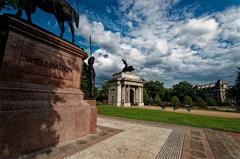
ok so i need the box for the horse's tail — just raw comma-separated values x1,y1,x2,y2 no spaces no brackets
73,9,79,28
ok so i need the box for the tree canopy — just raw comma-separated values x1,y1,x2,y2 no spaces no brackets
98,80,109,99
171,96,180,106
144,81,165,99
154,94,161,105
196,97,207,107
0,0,18,10
173,81,196,102
228,68,240,110
184,96,193,105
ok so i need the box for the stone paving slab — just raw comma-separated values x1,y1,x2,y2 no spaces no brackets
67,117,172,159
21,126,122,159
67,116,240,159
155,128,185,159
204,129,240,159
26,116,240,159
181,128,215,159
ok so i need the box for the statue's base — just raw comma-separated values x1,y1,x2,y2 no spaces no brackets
0,15,96,158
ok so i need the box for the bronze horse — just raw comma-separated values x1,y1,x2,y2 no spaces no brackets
16,0,79,44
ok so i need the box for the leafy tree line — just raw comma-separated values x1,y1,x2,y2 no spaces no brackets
143,80,218,107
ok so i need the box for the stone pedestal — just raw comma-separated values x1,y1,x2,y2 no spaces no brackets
0,14,96,158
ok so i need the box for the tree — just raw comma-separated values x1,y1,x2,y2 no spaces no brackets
228,68,240,111
163,88,174,101
154,94,161,106
94,86,100,98
0,0,18,10
148,96,153,105
144,81,165,99
173,81,196,102
99,80,109,99
195,97,207,107
143,88,149,103
171,96,180,106
184,96,192,106
206,97,217,106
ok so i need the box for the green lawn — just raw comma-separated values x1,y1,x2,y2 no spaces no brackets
97,105,240,132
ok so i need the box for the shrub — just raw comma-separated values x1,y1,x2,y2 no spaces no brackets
196,97,207,107
171,96,180,106
148,96,154,105
184,96,192,106
206,97,217,106
154,94,161,106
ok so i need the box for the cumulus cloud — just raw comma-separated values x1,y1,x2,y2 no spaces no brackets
75,0,240,86
75,15,121,52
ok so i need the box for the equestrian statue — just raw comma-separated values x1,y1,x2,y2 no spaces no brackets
16,0,79,44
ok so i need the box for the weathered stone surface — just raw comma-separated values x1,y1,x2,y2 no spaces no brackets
66,116,240,159
0,15,96,158
67,116,171,159
204,129,240,159
21,126,122,159
181,128,215,159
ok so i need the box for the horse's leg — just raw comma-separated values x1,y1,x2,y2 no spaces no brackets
16,8,22,18
57,20,65,39
68,20,75,44
25,3,32,23
16,0,23,17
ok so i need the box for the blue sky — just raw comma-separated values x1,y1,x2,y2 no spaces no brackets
1,0,240,87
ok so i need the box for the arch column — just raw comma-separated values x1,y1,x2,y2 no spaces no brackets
116,83,121,106
137,86,144,106
124,85,131,107
135,87,139,103
138,86,141,103
121,84,126,106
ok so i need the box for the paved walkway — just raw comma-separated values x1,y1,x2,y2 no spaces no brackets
66,116,240,159
132,106,240,119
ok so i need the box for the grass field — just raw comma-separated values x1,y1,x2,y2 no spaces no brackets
97,105,240,132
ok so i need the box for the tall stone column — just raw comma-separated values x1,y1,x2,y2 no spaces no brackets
127,85,130,103
116,83,122,106
136,87,139,103
124,85,131,107
138,86,144,106
121,85,126,106
138,86,141,103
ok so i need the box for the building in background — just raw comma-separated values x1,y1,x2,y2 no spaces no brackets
196,80,229,102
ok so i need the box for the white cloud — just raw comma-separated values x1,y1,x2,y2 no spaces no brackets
75,1,240,86
75,15,121,51
215,7,240,40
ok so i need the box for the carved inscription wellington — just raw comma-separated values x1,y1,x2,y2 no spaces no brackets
22,55,73,73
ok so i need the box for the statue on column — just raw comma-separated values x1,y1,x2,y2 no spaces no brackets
87,56,95,98
122,59,134,72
